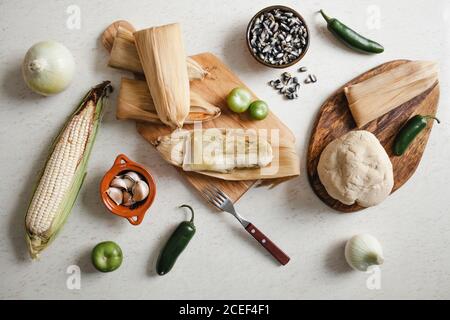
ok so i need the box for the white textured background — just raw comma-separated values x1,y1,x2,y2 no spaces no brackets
0,0,449,300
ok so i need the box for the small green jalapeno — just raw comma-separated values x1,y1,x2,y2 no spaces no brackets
156,205,196,276
393,115,440,156
320,10,384,54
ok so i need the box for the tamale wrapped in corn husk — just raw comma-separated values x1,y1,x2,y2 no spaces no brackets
102,20,136,53
134,23,190,128
345,61,439,128
153,129,300,181
109,26,208,80
117,78,221,124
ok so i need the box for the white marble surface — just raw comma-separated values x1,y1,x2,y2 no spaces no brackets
1,0,449,300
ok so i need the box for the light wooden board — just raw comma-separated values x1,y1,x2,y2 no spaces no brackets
307,60,440,212
137,52,296,203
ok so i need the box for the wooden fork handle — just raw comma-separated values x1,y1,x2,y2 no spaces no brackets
245,223,290,265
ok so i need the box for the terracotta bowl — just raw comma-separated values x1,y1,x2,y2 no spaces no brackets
100,154,156,225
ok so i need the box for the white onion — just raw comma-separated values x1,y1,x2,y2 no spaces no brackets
345,234,384,272
22,41,75,96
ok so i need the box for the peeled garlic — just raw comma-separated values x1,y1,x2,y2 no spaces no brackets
132,180,149,202
116,175,134,190
106,187,123,205
122,191,134,207
110,177,128,190
123,171,141,182
345,234,384,272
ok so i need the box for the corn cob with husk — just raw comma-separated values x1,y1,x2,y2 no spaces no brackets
108,25,208,80
134,23,191,128
25,81,112,259
116,78,221,124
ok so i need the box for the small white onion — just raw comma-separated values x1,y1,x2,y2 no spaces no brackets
345,234,384,272
22,40,75,96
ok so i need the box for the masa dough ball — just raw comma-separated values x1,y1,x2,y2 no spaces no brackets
317,130,394,207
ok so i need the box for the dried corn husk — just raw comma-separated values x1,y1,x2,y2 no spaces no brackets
117,78,221,124
153,129,300,181
108,26,208,80
108,26,142,74
345,61,439,128
102,20,136,53
186,57,208,80
134,23,190,128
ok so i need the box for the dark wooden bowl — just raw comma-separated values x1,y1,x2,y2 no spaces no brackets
246,5,310,69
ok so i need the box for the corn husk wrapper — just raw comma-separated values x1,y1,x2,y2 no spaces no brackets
102,21,136,53
134,23,190,128
153,129,300,181
117,78,221,124
109,26,207,80
345,61,439,128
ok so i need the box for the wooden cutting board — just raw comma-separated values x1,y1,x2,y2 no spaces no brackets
137,52,296,203
307,60,440,212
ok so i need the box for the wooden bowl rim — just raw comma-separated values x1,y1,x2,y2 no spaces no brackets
246,5,310,69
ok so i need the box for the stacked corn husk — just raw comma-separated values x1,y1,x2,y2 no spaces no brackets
108,26,208,80
116,78,220,124
104,22,300,182
107,23,217,127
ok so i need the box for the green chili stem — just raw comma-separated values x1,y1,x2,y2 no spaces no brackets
320,10,332,23
179,204,194,223
423,116,441,124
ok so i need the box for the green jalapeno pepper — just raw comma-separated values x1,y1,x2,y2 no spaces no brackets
393,115,440,156
156,205,196,276
320,10,384,54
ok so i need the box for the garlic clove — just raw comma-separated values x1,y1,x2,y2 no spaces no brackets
123,171,141,183
106,187,123,206
110,177,128,190
122,190,135,207
122,176,135,191
344,234,384,272
132,180,149,202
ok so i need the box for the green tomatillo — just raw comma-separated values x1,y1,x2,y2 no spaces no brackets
226,87,252,113
248,100,269,120
91,241,123,273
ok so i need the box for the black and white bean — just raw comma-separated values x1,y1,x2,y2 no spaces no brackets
267,66,317,100
249,8,308,66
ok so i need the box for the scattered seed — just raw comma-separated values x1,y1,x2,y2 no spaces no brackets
268,69,310,100
298,66,307,72
310,74,317,83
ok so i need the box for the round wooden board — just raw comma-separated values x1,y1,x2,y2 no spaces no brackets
307,60,440,212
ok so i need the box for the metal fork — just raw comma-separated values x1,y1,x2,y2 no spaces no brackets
202,185,290,265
